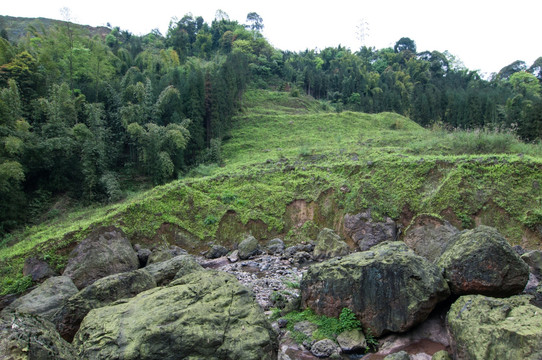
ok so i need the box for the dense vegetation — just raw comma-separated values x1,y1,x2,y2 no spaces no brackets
0,12,541,239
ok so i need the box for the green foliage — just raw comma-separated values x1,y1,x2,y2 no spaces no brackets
0,274,32,295
338,308,362,333
203,214,218,226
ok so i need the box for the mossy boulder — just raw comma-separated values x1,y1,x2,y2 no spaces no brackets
3,276,78,324
73,270,277,360
301,241,450,337
437,226,529,297
238,235,260,260
447,294,542,360
0,310,76,359
62,226,139,289
403,214,459,263
313,228,349,259
56,269,156,342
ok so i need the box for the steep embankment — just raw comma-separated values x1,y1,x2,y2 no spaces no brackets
1,89,541,294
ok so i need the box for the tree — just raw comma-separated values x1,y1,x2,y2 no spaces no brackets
394,37,416,54
246,12,264,39
497,60,527,81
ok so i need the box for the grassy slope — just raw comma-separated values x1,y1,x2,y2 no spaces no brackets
1,89,542,294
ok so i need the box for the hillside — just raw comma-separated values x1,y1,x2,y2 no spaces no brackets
1,89,541,294
0,15,110,42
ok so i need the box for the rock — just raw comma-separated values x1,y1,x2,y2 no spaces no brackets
206,244,229,259
228,249,240,262
267,238,285,255
310,339,340,358
521,250,542,278
62,226,139,289
73,270,277,360
403,214,459,263
344,210,397,251
278,318,289,328
384,351,411,360
23,256,57,282
278,331,320,360
56,269,156,342
292,251,312,265
238,235,261,260
146,245,187,265
144,254,203,285
337,329,367,352
293,320,318,338
136,247,152,267
446,294,542,360
301,241,450,337
431,350,452,360
437,226,529,297
4,276,78,324
313,228,349,259
284,243,315,258
0,310,76,359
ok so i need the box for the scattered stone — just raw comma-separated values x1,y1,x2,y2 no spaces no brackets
62,226,139,289
56,269,156,342
403,214,459,263
292,251,313,265
144,254,203,286
228,249,240,263
136,247,152,267
437,226,529,297
447,294,542,360
73,270,277,360
310,339,340,358
4,276,78,325
313,228,349,259
284,243,315,258
278,331,319,360
206,244,229,259
278,318,289,328
301,241,450,337
384,351,411,360
344,210,397,251
239,235,261,260
337,329,367,352
267,238,286,255
0,310,76,359
23,256,57,282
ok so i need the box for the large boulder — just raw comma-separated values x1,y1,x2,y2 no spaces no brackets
56,269,156,342
403,214,459,263
301,242,450,337
238,235,260,260
313,228,349,259
144,254,203,286
73,270,277,360
23,256,57,282
62,226,139,289
0,310,76,359
344,210,397,251
447,294,542,360
3,276,78,324
437,226,529,297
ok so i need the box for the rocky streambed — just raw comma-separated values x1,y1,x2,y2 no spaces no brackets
2,217,542,360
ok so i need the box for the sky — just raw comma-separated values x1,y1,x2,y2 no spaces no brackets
2,1,540,76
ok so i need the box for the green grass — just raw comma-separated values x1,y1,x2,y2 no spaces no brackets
1,89,541,295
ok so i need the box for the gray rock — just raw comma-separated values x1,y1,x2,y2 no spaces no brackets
344,210,397,251
403,214,459,263
136,248,152,267
206,245,229,259
145,254,203,285
228,249,240,263
337,329,367,352
73,270,277,360
4,276,77,324
310,339,340,358
62,226,139,289
146,245,187,265
522,250,542,278
23,256,57,282
267,238,285,255
437,226,529,297
313,228,349,259
56,269,156,342
302,241,450,337
238,235,260,260
0,310,76,359
293,320,318,338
